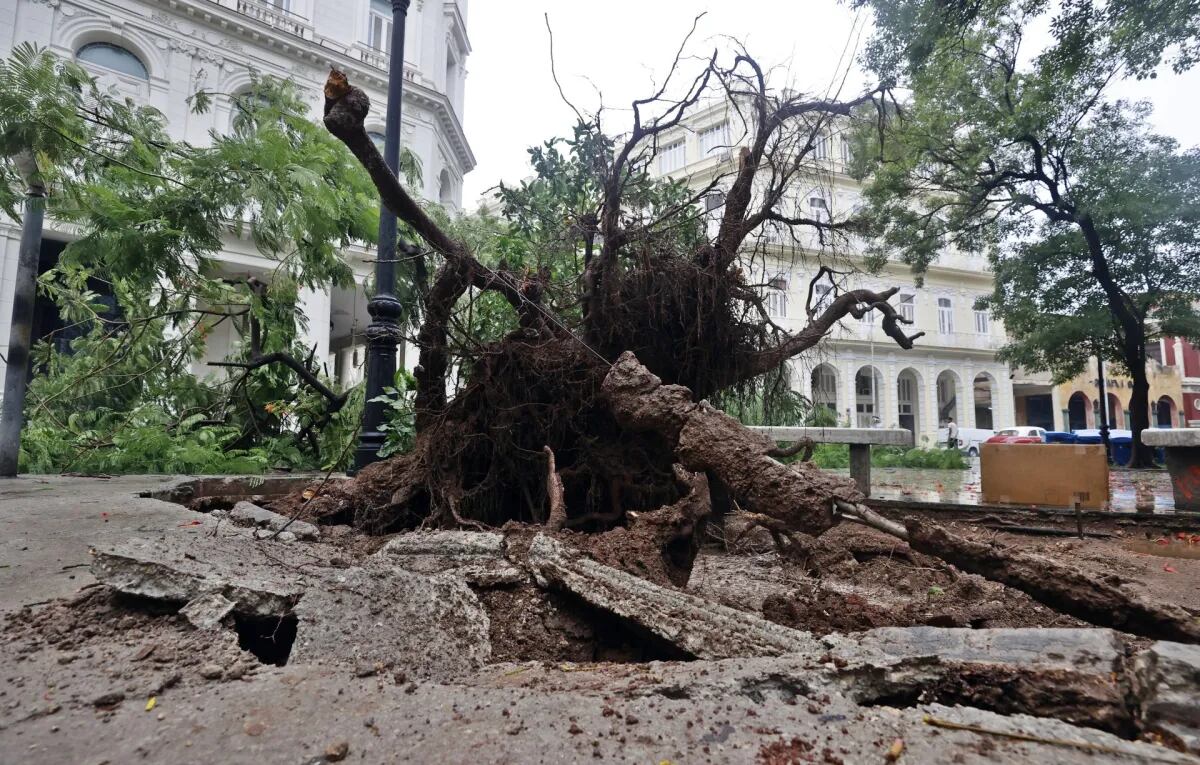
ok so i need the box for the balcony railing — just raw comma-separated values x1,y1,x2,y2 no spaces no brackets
350,43,420,82
213,1,425,85
233,0,314,39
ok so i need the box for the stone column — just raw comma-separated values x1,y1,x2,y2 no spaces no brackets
883,360,899,430
926,364,942,438
996,369,1015,429
1050,384,1065,432
297,285,332,374
962,372,976,429
839,359,857,427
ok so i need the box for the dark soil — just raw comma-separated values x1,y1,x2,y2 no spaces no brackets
0,587,261,726
474,584,688,664
695,523,1089,636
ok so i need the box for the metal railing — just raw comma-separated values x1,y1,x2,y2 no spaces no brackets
234,0,314,39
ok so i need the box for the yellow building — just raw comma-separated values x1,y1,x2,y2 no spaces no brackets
1015,359,1186,432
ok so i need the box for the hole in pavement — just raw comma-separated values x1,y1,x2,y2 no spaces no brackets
233,613,298,666
474,584,691,664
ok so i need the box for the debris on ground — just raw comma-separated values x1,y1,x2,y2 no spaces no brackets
4,475,1200,762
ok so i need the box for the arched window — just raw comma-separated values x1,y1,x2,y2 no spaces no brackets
76,42,148,80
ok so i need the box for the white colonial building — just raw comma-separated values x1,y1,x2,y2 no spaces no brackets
0,0,473,386
653,101,1015,445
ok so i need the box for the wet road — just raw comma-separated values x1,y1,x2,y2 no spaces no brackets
833,460,1177,512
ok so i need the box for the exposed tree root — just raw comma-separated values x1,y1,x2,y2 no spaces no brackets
602,352,860,538
904,518,1200,644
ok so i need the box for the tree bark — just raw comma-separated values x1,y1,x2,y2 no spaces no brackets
1077,214,1155,467
905,518,1200,643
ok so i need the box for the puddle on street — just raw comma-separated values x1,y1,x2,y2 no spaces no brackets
1123,538,1200,559
855,461,1177,512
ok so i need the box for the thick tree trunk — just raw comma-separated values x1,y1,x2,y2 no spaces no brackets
1077,214,1155,468
603,352,861,537
1127,364,1156,467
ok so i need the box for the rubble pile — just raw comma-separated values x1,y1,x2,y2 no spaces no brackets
2,496,1198,763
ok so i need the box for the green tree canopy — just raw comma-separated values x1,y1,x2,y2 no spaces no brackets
0,44,381,472
850,0,1200,463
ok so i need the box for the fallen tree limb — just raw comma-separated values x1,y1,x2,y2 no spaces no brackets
903,518,1200,644
603,353,1200,643
839,501,1199,642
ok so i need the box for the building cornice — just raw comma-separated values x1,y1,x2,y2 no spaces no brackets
160,0,476,171
443,1,471,55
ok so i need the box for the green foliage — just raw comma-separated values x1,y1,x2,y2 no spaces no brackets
988,105,1200,381
851,0,1200,396
0,45,389,473
373,369,418,459
807,445,967,470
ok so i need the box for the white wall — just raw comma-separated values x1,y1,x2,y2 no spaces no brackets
0,0,473,386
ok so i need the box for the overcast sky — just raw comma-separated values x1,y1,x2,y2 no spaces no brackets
460,1,1200,205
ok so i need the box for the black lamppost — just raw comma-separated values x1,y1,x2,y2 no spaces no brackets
0,154,46,477
354,0,411,472
1096,352,1111,462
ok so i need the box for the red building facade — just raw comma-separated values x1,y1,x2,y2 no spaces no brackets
1158,337,1200,426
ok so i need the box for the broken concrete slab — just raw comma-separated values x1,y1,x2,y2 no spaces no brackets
179,592,236,630
524,533,820,659
824,627,1129,733
827,626,1123,671
1133,640,1200,754
218,500,319,540
480,627,1130,732
289,563,491,679
375,530,526,585
91,535,304,617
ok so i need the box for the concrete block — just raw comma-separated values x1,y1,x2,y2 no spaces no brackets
91,536,304,617
290,563,492,680
374,530,525,585
750,425,913,447
220,500,319,540
524,533,821,659
1133,640,1200,753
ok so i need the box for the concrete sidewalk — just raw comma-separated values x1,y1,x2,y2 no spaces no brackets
0,475,198,612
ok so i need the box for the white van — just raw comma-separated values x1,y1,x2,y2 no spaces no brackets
936,427,995,456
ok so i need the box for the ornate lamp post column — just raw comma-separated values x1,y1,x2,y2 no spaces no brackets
354,0,412,472
0,154,46,477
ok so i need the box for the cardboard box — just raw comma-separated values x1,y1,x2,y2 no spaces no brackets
980,444,1110,509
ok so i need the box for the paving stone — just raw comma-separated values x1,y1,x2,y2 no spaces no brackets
289,563,492,680
524,533,820,659
375,530,526,585
826,626,1123,671
223,500,319,540
179,592,236,630
823,627,1129,732
1132,640,1200,753
91,535,305,617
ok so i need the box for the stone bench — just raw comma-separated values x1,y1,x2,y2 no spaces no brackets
1140,429,1200,512
749,426,914,497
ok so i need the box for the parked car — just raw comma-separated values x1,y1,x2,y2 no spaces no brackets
985,426,1047,448
936,427,995,456
997,426,1047,440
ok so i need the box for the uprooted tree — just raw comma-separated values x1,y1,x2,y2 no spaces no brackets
288,51,918,542
270,44,1200,645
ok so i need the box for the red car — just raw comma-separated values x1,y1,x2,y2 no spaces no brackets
984,427,1046,446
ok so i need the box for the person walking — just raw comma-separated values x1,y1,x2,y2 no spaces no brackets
946,417,959,450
